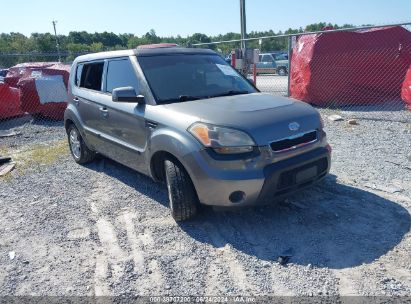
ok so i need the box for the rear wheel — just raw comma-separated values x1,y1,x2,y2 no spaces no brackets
277,67,287,76
164,159,198,221
67,124,96,164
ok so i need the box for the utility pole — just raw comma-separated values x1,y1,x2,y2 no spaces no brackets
52,20,61,62
239,0,247,50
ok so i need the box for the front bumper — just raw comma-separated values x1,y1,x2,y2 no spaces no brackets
183,146,331,207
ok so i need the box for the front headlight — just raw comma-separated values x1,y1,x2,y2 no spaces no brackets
188,122,256,154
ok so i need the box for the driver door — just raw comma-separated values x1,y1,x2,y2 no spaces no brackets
98,57,148,172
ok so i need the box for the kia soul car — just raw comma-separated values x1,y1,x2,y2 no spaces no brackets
65,45,331,221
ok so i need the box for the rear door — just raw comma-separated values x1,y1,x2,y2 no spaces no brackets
72,61,107,152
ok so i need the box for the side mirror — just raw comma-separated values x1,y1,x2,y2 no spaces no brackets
112,87,145,104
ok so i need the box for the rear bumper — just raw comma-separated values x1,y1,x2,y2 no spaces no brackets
185,146,331,207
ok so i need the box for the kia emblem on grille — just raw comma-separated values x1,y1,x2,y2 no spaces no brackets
289,122,300,131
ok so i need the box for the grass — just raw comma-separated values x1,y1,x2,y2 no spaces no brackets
0,139,69,179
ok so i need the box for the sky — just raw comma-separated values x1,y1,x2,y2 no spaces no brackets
1,0,410,37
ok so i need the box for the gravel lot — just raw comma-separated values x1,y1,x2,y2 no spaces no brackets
0,109,410,298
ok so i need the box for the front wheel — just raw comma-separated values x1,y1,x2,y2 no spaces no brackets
164,159,198,221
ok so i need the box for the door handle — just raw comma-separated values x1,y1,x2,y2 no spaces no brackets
99,107,109,118
73,97,80,106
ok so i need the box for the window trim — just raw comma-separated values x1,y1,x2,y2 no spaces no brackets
75,60,106,92
104,57,139,95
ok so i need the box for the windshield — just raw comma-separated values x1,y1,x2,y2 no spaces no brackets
138,54,257,104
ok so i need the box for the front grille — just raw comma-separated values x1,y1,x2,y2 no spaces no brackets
277,157,328,190
270,131,317,152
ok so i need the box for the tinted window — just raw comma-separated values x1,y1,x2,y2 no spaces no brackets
80,62,104,91
75,64,83,86
106,59,139,93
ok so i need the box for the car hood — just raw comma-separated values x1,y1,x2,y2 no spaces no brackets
160,93,321,146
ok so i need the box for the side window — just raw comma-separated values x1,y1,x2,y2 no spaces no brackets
105,59,139,93
262,55,273,63
80,62,104,91
75,64,83,86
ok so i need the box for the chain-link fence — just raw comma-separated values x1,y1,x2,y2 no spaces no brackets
0,23,411,176
0,52,72,169
193,23,411,123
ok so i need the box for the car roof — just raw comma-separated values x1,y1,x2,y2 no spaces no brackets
73,47,217,64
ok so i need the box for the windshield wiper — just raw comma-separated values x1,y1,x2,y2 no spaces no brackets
208,90,250,98
157,95,201,104
178,95,201,102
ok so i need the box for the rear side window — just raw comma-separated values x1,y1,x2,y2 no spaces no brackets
79,62,104,91
105,59,139,93
75,64,83,86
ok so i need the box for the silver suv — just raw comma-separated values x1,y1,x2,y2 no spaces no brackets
65,46,331,221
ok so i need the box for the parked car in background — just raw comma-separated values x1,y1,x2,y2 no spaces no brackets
225,53,232,64
272,53,289,76
254,53,277,74
254,53,289,76
65,46,330,221
0,69,8,77
0,69,8,81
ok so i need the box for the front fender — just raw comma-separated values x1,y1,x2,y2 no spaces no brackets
148,127,202,177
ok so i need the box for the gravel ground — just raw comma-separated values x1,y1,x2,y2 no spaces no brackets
0,110,410,298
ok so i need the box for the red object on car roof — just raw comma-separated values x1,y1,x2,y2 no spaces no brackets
290,26,411,107
137,43,179,49
401,65,411,110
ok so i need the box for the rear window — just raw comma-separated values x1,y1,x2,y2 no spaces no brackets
78,62,104,91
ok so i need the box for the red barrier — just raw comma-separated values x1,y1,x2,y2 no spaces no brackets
0,82,23,119
290,26,411,107
4,62,58,87
5,62,71,120
231,51,236,68
401,65,411,110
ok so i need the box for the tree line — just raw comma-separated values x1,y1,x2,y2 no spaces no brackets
0,22,355,67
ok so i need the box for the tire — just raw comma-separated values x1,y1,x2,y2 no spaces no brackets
164,159,198,221
67,124,96,164
278,67,287,76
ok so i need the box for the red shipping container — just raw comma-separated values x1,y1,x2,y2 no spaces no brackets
0,82,23,119
401,65,411,110
290,26,411,107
